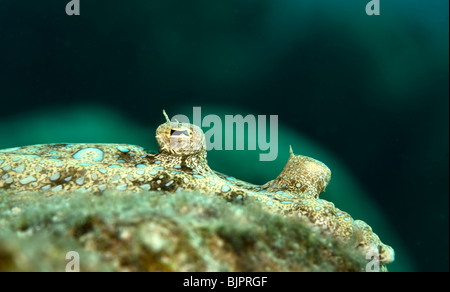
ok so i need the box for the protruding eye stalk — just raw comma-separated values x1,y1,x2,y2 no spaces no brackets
156,111,206,156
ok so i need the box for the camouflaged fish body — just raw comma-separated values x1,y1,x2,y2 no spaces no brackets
0,116,395,268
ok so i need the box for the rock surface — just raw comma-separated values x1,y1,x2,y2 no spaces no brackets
0,190,368,272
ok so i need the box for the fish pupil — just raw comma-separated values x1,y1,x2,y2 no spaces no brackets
170,129,190,137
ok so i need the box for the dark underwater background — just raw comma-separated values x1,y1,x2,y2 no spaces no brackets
0,0,448,272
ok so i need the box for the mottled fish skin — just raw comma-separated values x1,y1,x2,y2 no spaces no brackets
0,117,394,267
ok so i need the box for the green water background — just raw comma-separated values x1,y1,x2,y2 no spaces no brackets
0,0,448,272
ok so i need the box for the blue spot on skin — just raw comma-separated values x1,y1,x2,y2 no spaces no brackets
226,177,236,181
136,164,146,168
2,147,20,152
221,185,231,192
315,206,321,211
24,154,40,158
117,160,125,163
109,164,122,168
149,170,159,175
174,165,182,169
337,212,343,216
65,144,74,147
276,190,284,194
282,194,292,198
316,199,324,204
49,158,61,161
41,185,51,191
73,148,104,162
193,174,204,179
154,161,161,164
49,150,58,154
165,180,174,187
78,163,93,167
344,217,350,221
154,166,164,170
302,201,308,205
266,200,274,206
117,146,130,153
282,201,293,204
170,171,182,174
209,181,216,186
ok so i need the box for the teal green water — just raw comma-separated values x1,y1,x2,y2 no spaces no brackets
0,0,448,272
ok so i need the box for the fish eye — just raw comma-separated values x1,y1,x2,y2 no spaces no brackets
170,129,191,137
156,110,206,156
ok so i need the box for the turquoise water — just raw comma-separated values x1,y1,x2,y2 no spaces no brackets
0,0,448,272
